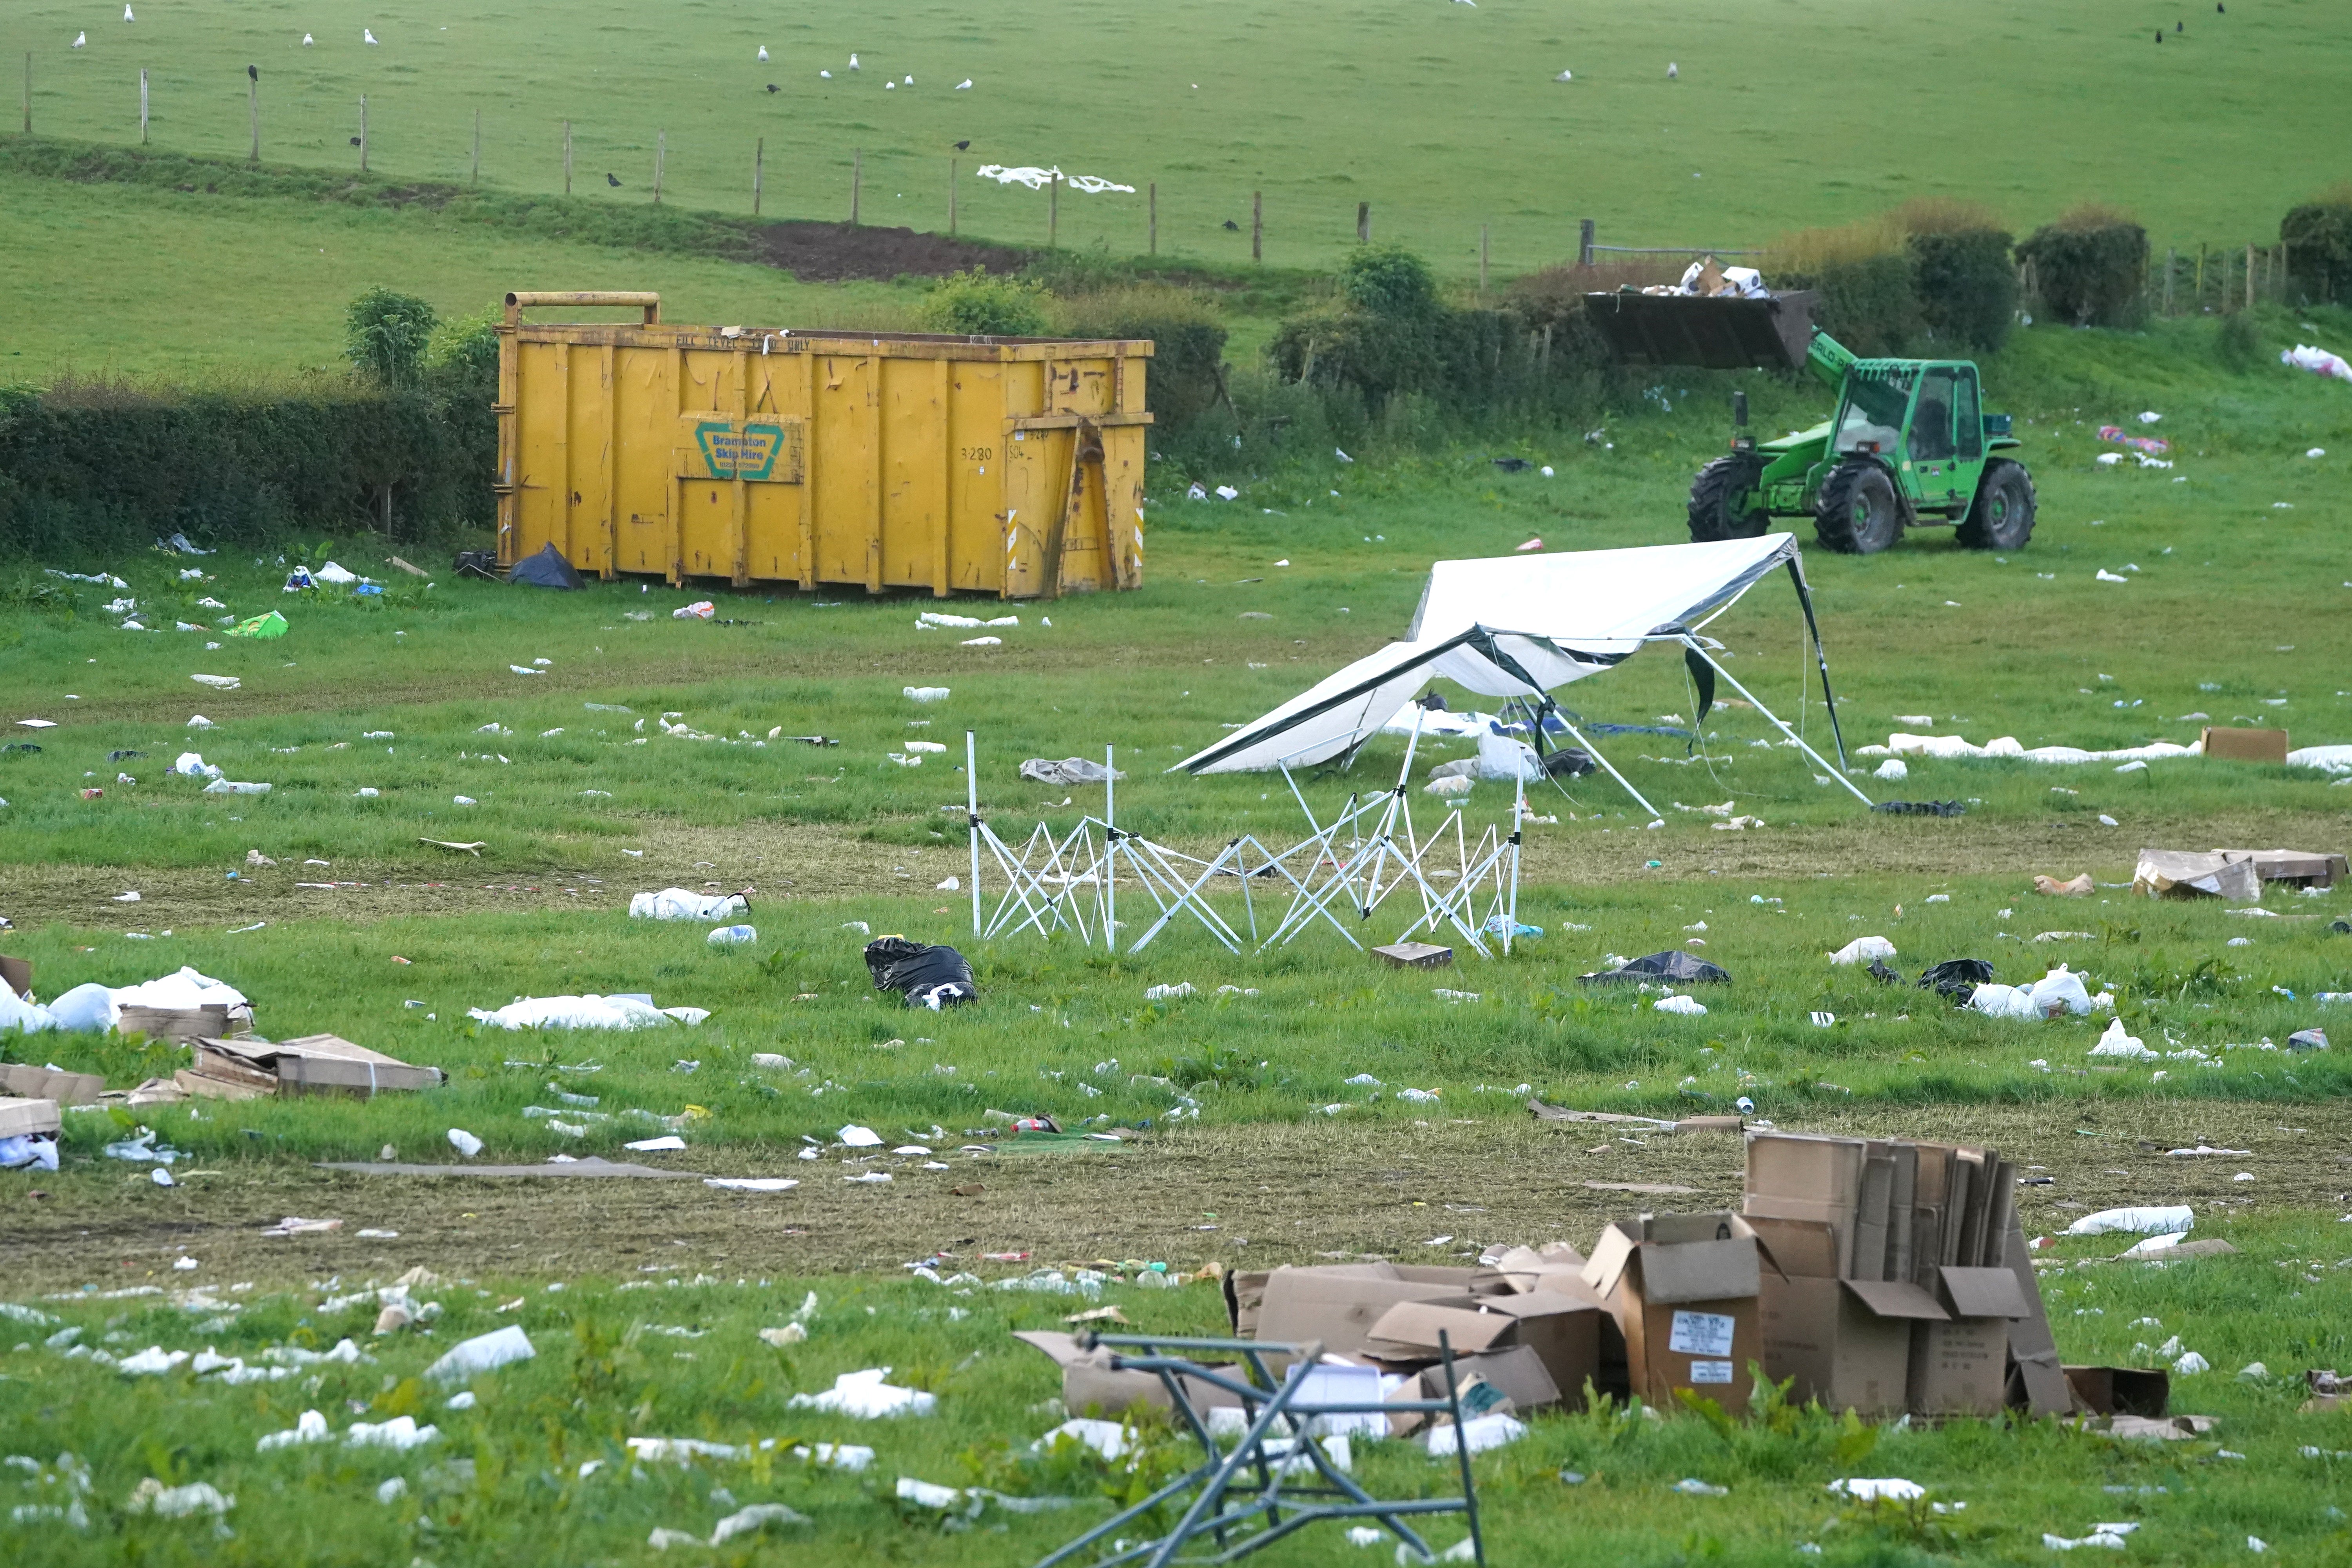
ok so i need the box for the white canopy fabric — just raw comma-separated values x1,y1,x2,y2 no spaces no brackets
1176,534,1803,775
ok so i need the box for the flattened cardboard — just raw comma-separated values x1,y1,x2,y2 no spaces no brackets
2200,726,2288,764
1369,1290,1599,1400
1013,1330,1243,1418
0,1063,104,1106
1447,1344,1560,1412
2063,1365,2169,1418
2132,849,2262,902
0,1096,63,1138
1253,1264,1485,1359
119,1002,253,1045
2215,847,2349,889
1938,1265,2029,1321
194,1034,444,1097
1373,941,1454,970
1365,1301,1520,1360
1998,1214,2074,1416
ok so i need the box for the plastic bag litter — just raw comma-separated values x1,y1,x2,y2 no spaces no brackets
256,1409,332,1451
1828,1479,1926,1502
171,752,222,779
1874,758,1909,782
127,1478,233,1518
467,995,706,1030
1034,1418,1128,1460
1019,757,1125,786
786,1367,937,1418
1968,984,2040,1020
0,989,59,1033
864,937,978,1009
1425,774,1475,798
0,1134,59,1171
113,966,247,1011
904,686,951,703
1144,982,1196,1001
190,673,240,690
2089,1018,2159,1062
1917,958,1994,1002
446,1128,483,1158
419,1324,534,1385
1583,951,1731,985
631,888,748,921
202,779,270,795
1426,1413,1525,1457
673,601,715,621
2064,1206,2193,1238
707,924,757,947
226,610,287,640
2028,967,2095,1016
1830,936,1896,965
2284,344,2352,384
1475,731,1544,782
1653,995,1708,1015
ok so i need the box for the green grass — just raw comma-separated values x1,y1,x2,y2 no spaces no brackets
3,0,2344,279
2,1214,2349,1566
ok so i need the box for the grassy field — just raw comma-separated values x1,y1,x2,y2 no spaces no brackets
2,0,2343,280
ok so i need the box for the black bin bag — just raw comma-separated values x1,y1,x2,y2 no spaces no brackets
863,936,978,1010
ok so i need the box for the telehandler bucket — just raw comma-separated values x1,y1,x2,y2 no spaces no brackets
1582,289,1817,371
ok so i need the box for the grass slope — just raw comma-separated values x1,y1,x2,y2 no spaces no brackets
2,0,2342,277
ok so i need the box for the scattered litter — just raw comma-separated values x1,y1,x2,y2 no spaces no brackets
446,1128,484,1158
468,995,707,1031
2036,874,2094,897
1020,757,1125,786
630,888,749,921
2065,1207,2193,1238
127,1478,233,1518
707,924,757,947
673,601,715,621
904,687,951,703
1830,936,1896,965
423,1324,534,1383
786,1367,936,1417
864,936,977,1009
1654,995,1708,1016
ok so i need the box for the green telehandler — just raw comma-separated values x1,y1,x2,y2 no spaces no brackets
1583,289,2035,555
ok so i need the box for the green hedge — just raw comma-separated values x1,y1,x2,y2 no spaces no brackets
0,368,493,562
1773,252,1922,358
1906,229,2019,352
2017,216,2148,328
2281,199,2352,303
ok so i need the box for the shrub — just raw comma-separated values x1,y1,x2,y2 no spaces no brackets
1048,284,1229,435
2281,187,2352,303
1766,221,1920,356
914,268,1049,337
1336,244,1440,319
2216,308,2261,371
345,286,438,388
1904,228,2018,352
2015,205,2148,328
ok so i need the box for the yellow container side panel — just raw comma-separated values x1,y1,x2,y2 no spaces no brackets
948,364,1005,593
675,349,735,581
742,353,809,584
1105,424,1146,589
814,353,879,589
510,339,567,566
612,349,674,576
566,345,616,575
880,357,946,593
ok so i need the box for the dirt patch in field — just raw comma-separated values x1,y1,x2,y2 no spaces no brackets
12,1101,2347,1294
748,220,1027,282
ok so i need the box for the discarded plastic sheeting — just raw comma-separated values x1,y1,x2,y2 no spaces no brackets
1887,732,2194,766
1426,1413,1526,1457
630,889,749,921
786,1367,938,1418
2064,1207,2193,1238
973,163,1134,193
1830,936,1896,965
863,937,977,1009
1019,757,1125,786
423,1325,534,1383
319,1157,704,1179
1582,950,1731,985
467,995,708,1030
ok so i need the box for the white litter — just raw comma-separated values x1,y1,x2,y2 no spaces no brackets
707,924,757,947
1831,936,1896,965
1654,995,1708,1015
973,164,1135,194
467,995,706,1030
786,1367,937,1418
1426,1414,1525,1457
2064,1206,2192,1238
190,674,240,690
1828,1478,1926,1502
423,1325,534,1383
704,1178,799,1192
2283,344,2352,383
838,1124,884,1147
1873,758,1909,782
904,686,950,703
127,1479,233,1518
630,888,747,921
2089,1018,2159,1062
446,1128,483,1158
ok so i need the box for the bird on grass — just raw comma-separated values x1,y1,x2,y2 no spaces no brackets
757,45,768,62
2155,29,2163,40
953,139,970,151
124,5,134,20
364,27,380,45
1667,61,1679,78
349,136,361,147
819,69,831,78
1222,218,1239,230
848,52,860,69
606,172,622,187
765,83,779,93
73,31,87,47
2176,19,2183,28
302,33,314,45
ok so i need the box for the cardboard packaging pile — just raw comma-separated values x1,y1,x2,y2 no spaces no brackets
1744,1131,2069,1417
177,1034,445,1100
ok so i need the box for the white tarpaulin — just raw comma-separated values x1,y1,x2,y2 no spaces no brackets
973,165,1134,194
1177,535,1803,775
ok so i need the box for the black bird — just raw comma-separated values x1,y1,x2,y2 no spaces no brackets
606,172,622,188
2217,2,2224,11
247,64,257,82
349,136,361,146
1222,218,1239,230
953,139,970,151
1491,456,1532,473
2176,19,2183,29
2155,29,2163,40
765,83,779,93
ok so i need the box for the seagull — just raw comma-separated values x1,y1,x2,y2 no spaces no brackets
606,172,621,187
124,4,134,20
765,83,779,93
819,69,831,78
1666,61,1678,78
364,27,379,45
756,45,768,61
885,80,895,90
303,33,314,45
955,78,973,89
1555,68,1572,81
73,31,87,47
953,139,970,151
848,52,859,69
903,74,913,85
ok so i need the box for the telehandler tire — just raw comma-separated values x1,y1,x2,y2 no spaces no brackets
1686,454,1770,543
1956,458,2037,550
1813,460,1905,554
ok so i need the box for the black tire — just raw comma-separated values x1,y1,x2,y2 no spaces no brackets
1956,457,2037,549
1813,460,1906,554
1686,454,1769,543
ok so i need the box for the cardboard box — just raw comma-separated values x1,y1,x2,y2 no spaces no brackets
119,1001,252,1045
2063,1365,2169,1418
191,1034,445,1098
1252,1263,1501,1360
0,1096,63,1139
1581,1212,1772,1409
1014,1331,1245,1419
0,1063,104,1106
2214,847,2349,889
1745,1133,1866,1278
1909,1265,2032,1415
1373,941,1453,970
1751,1214,1948,1417
2200,726,2288,764
1365,1289,1598,1403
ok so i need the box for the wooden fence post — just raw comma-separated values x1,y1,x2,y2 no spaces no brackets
2163,247,2175,315
563,119,572,195
358,94,368,173
1148,181,1156,255
1252,190,1262,263
139,68,148,144
753,136,764,215
21,54,29,136
948,156,957,234
1049,171,1060,249
653,131,664,204
1357,201,1369,243
1579,218,1595,268
248,67,261,162
472,108,481,185
851,147,861,224
1480,223,1489,300
2246,243,2255,311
